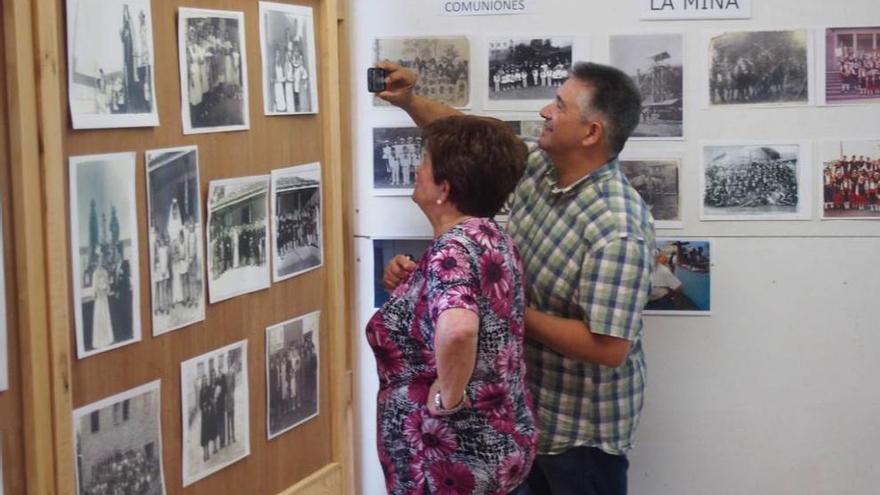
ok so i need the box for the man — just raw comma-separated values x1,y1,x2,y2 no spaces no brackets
646,250,683,310
377,59,655,495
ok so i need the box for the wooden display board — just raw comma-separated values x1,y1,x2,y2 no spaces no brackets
1,0,352,493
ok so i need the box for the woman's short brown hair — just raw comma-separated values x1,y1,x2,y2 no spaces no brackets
422,115,528,218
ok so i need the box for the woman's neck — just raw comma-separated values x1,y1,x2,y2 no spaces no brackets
429,209,473,239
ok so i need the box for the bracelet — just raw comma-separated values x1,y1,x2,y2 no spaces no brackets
433,391,466,416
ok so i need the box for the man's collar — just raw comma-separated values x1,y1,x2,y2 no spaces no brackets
545,156,620,195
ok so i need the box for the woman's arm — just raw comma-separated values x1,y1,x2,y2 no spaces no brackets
429,308,478,414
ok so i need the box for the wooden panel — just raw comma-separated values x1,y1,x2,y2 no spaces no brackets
277,463,342,495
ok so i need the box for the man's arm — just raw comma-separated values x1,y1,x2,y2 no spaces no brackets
524,307,631,368
375,61,461,127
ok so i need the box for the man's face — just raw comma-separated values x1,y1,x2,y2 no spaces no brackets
538,78,595,155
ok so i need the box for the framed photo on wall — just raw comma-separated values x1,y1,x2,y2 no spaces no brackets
644,238,712,316
819,139,880,219
619,154,683,229
373,36,471,108
371,125,423,196
65,0,159,129
259,2,319,115
818,26,880,105
266,310,320,439
270,163,323,282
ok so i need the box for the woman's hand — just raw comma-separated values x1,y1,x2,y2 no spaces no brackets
426,378,470,417
382,254,417,292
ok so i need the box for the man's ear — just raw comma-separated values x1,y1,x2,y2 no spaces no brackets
581,120,604,149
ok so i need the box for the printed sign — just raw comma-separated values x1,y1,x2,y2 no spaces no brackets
640,0,751,20
440,0,532,16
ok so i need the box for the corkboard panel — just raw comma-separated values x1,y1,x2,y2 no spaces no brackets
0,4,28,492
59,0,336,493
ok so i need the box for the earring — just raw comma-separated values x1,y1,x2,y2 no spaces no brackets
435,199,443,205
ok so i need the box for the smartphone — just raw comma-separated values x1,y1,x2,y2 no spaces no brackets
367,67,387,93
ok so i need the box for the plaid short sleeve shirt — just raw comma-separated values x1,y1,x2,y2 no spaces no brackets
507,141,656,456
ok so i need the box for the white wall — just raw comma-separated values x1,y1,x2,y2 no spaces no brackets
348,1,880,494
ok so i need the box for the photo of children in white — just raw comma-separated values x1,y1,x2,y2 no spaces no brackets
259,2,318,115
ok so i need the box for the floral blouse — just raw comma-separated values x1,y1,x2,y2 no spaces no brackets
367,217,536,495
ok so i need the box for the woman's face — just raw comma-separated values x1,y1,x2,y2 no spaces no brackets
411,150,444,211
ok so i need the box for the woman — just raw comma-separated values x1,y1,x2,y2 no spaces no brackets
91,248,114,350
367,115,536,495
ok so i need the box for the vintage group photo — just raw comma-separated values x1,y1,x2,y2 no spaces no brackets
266,311,320,439
259,2,319,115
820,139,880,219
486,36,573,107
611,33,684,139
69,153,142,359
179,8,250,134
371,126,423,194
73,381,166,495
145,146,206,336
207,176,271,303
822,26,880,105
645,239,712,315
271,163,323,282
708,29,810,106
374,36,470,108
181,341,250,487
66,0,158,129
620,157,682,227
701,143,808,220
372,238,432,308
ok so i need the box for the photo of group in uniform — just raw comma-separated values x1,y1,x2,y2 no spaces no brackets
611,33,684,139
645,239,711,315
372,238,432,308
207,176,271,303
821,139,880,219
374,37,470,108
66,0,158,129
701,144,808,220
178,8,249,134
620,158,682,227
73,381,166,495
822,27,880,104
271,163,323,282
180,341,249,487
371,126,423,193
145,146,206,336
69,153,141,359
259,2,318,115
708,30,810,106
487,36,573,104
266,311,320,439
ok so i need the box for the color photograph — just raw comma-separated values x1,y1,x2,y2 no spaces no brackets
180,340,249,487
259,2,319,115
145,146,206,335
266,311,320,439
66,0,158,129
179,7,250,134
73,380,165,495
820,139,880,219
271,163,323,282
821,27,880,105
374,36,470,108
69,153,141,359
645,239,712,315
372,238,433,308
207,176,271,303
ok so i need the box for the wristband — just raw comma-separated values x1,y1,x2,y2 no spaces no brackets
433,391,465,416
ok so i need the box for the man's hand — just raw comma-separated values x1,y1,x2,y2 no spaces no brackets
376,60,418,108
382,254,416,292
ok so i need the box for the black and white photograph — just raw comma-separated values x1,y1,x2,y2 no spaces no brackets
486,36,573,109
645,239,711,316
66,0,158,129
371,126,423,195
271,163,323,282
503,119,544,140
0,201,7,392
73,380,166,495
180,340,249,487
207,176,271,303
373,36,470,108
178,7,250,134
820,139,880,219
266,310,320,439
69,153,141,359
372,238,432,308
620,157,682,228
707,29,811,107
701,143,810,220
610,33,684,139
145,146,206,336
820,27,880,105
258,2,319,115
